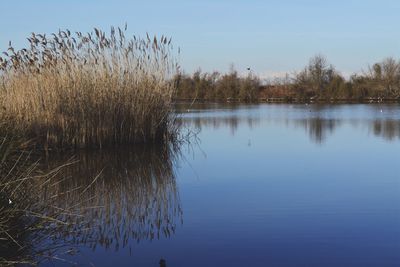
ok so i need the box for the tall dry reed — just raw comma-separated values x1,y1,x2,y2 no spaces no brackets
0,26,179,149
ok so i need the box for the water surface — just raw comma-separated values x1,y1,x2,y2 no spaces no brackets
38,104,400,266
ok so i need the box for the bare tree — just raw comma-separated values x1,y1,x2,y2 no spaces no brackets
367,57,400,97
307,54,335,92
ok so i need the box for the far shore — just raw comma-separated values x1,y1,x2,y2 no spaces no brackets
174,97,400,104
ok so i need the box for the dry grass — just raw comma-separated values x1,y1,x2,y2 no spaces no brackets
0,131,80,266
0,26,179,149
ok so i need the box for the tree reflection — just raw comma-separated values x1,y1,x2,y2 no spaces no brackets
178,107,400,144
294,118,340,144
371,119,400,141
179,116,260,136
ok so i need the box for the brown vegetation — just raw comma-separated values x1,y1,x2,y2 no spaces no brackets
0,27,179,149
174,55,400,102
174,68,260,102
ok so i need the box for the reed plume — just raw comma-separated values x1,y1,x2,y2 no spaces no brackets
0,26,179,149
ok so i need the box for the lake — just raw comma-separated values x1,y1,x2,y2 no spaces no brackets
35,103,400,267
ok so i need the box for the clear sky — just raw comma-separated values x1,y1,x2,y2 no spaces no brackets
1,0,400,79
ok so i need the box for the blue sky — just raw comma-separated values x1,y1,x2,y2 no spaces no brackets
1,0,400,79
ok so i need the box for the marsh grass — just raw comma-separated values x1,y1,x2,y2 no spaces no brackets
0,26,179,149
0,132,77,265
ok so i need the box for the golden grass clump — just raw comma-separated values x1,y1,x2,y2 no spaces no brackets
0,26,179,149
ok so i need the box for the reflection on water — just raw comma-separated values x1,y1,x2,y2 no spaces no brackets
179,116,261,136
177,103,400,143
171,103,400,267
9,103,400,266
293,119,340,144
371,119,400,141
33,145,182,264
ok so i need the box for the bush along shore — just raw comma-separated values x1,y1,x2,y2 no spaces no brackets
173,55,400,103
0,26,179,150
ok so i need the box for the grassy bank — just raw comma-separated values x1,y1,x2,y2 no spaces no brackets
0,26,179,149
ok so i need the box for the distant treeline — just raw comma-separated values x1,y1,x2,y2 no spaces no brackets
174,55,400,102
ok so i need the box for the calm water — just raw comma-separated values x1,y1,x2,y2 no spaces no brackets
33,104,400,266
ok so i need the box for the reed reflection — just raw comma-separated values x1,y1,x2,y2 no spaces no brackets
40,145,182,252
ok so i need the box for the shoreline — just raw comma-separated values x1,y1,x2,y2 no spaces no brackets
174,97,400,104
